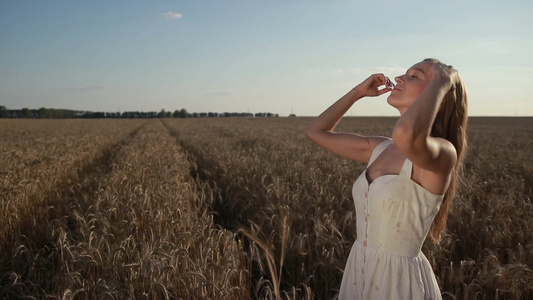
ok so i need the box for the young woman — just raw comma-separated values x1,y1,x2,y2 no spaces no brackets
305,59,468,299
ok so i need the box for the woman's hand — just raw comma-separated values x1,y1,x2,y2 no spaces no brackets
354,73,393,97
429,63,458,90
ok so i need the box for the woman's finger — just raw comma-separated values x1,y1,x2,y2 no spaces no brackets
377,86,392,95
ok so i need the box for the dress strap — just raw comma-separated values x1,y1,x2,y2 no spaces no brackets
399,158,413,179
367,139,393,167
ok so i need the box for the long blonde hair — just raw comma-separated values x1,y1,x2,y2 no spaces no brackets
424,58,469,243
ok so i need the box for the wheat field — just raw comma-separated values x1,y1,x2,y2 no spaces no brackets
0,117,532,299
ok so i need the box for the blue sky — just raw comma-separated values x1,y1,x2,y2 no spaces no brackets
1,0,532,116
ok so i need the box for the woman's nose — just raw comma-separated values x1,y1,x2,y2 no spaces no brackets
395,76,404,84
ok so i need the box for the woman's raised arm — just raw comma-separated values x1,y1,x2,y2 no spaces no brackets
392,63,458,173
305,73,392,163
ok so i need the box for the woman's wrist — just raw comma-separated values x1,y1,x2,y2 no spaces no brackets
349,86,365,102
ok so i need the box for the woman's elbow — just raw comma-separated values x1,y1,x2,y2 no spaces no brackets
304,125,328,144
304,125,315,140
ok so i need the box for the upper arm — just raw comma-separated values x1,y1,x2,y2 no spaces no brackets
304,128,388,163
393,131,457,174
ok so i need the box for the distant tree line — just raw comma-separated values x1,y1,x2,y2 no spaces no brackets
0,106,280,119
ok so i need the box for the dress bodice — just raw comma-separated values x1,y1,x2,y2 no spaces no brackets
339,139,444,299
352,139,444,257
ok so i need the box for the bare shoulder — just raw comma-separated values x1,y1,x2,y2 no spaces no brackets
431,137,458,173
411,137,457,195
397,135,457,175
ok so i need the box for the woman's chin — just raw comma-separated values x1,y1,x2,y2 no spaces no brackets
387,94,406,109
386,96,397,108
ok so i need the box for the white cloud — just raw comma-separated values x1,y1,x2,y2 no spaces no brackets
163,11,183,19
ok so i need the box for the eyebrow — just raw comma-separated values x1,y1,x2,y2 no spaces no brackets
410,67,426,74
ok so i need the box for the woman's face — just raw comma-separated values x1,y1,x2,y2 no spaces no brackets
387,61,434,114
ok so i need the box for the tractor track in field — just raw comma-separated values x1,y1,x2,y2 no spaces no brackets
0,120,148,285
160,119,239,230
160,119,278,298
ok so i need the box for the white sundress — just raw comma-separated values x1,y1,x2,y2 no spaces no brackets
338,139,443,300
